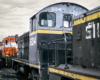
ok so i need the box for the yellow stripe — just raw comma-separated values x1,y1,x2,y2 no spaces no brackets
37,30,72,34
73,11,100,26
12,59,39,68
30,30,72,36
29,31,37,36
28,63,40,68
49,68,100,80
18,39,23,43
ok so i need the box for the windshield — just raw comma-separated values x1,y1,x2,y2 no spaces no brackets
10,39,15,41
10,42,17,48
39,12,56,27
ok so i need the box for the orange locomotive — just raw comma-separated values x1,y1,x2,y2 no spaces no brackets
0,42,2,68
0,42,2,56
1,35,18,67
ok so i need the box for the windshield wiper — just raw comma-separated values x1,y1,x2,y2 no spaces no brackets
47,11,54,20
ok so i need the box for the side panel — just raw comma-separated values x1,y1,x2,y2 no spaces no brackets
37,33,67,65
73,18,100,67
17,32,29,60
29,34,38,63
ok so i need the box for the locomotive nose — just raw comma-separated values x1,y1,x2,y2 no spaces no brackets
5,47,9,50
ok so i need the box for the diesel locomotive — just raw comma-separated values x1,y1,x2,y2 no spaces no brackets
0,35,18,67
12,2,89,80
0,42,2,68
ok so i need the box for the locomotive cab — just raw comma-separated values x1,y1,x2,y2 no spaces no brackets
29,3,88,80
29,2,88,66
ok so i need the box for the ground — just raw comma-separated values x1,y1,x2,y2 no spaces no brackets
0,68,28,80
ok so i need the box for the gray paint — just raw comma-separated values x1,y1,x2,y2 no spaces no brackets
29,34,38,63
29,2,88,64
74,6,100,20
30,2,88,31
29,2,89,80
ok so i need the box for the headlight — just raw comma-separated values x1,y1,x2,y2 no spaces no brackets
17,53,19,55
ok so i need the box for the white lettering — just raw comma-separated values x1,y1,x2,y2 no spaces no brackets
86,22,100,39
52,7,61,11
86,23,92,39
30,37,36,46
93,22,95,38
97,23,99,38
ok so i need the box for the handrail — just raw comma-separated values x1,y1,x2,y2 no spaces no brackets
39,38,72,69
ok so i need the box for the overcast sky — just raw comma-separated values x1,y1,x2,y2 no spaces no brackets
0,0,100,41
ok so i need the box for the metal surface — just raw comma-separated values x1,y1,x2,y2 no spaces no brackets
13,2,89,80
17,32,29,59
49,64,100,80
73,7,100,68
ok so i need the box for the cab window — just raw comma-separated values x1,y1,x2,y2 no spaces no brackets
31,17,36,32
5,40,8,45
33,18,36,31
10,39,15,41
63,15,72,28
39,12,56,27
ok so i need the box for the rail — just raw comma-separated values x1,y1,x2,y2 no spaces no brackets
39,38,72,69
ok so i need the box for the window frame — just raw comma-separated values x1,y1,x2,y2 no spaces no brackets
63,14,73,28
30,16,37,32
32,17,36,31
39,12,56,27
5,40,8,45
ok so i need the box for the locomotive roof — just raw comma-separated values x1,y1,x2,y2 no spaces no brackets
30,2,88,19
2,36,16,41
73,6,100,20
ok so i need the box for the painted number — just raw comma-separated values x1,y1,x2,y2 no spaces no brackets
93,22,95,38
86,22,99,39
30,37,36,46
97,23,99,37
86,23,92,39
52,7,61,11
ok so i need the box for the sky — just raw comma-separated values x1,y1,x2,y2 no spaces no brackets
0,0,100,41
